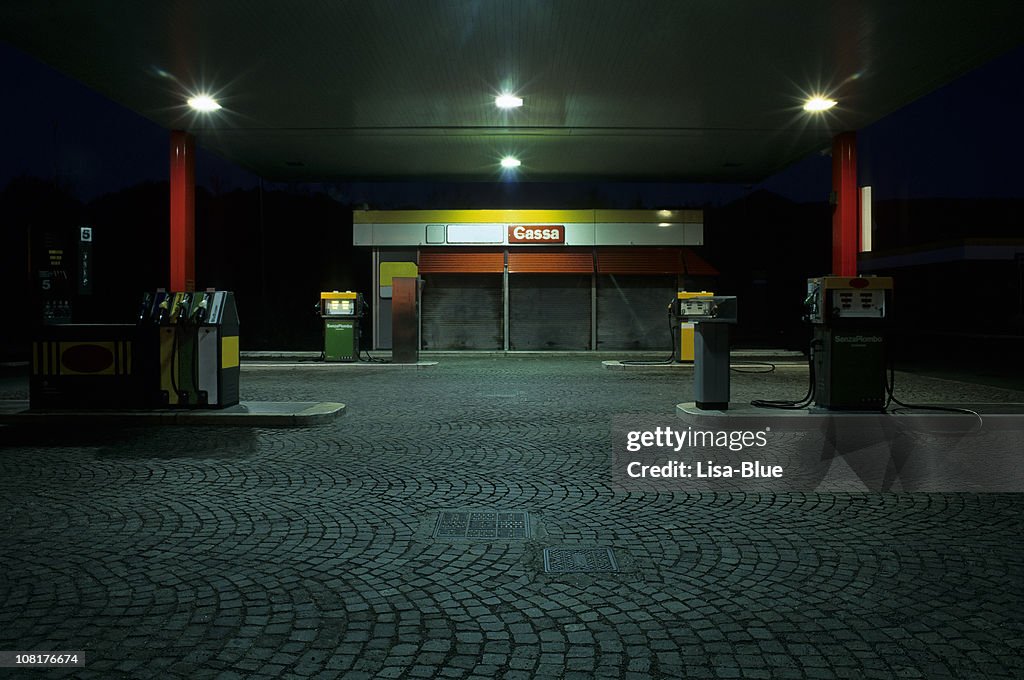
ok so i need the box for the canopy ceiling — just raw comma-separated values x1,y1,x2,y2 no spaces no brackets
2,1,1021,182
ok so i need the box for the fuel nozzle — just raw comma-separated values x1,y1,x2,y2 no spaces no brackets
802,286,819,323
138,293,153,323
156,297,170,324
175,294,192,324
194,296,209,324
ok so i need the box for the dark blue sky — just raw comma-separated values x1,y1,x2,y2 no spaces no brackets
1,39,1022,205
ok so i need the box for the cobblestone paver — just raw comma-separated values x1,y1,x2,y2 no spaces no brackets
1,357,1023,678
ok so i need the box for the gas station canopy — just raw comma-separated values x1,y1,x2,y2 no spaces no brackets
2,1,1021,182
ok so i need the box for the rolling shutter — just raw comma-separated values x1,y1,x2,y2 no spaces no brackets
421,274,503,349
509,274,591,350
596,275,677,350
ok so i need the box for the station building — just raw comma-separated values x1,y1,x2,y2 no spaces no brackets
355,209,716,351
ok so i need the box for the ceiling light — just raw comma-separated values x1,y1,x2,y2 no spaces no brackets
500,156,521,169
187,94,221,112
495,93,523,109
658,222,671,227
803,96,836,113
657,210,673,218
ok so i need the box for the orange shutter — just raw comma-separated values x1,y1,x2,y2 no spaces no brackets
418,248,504,273
508,248,593,273
596,248,684,274
681,249,719,276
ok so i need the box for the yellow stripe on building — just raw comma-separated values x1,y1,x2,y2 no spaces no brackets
353,208,703,224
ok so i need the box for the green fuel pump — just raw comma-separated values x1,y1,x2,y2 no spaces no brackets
806,276,893,410
320,291,365,362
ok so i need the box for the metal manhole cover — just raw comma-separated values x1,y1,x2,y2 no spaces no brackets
543,547,619,573
433,511,530,539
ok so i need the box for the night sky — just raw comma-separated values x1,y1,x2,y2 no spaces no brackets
1,39,1022,206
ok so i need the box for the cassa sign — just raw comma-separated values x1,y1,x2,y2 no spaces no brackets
508,225,565,244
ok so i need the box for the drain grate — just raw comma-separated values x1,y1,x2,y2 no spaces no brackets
433,510,530,539
543,547,619,573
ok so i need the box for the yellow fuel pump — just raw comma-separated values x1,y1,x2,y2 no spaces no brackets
676,290,714,362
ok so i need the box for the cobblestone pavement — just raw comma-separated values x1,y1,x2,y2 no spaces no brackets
1,357,1023,679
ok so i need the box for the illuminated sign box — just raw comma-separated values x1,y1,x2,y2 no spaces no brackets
508,225,565,244
446,224,504,244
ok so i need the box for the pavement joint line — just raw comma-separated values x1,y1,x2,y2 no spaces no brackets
241,349,806,359
242,361,438,369
603,360,809,370
0,400,345,426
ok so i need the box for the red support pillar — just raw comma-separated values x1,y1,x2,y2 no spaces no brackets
169,130,195,291
831,131,858,276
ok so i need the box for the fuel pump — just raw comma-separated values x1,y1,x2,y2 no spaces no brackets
676,290,714,362
319,291,364,362
170,292,198,404
194,291,240,407
805,276,893,410
134,290,168,404
677,294,738,410
150,290,239,407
